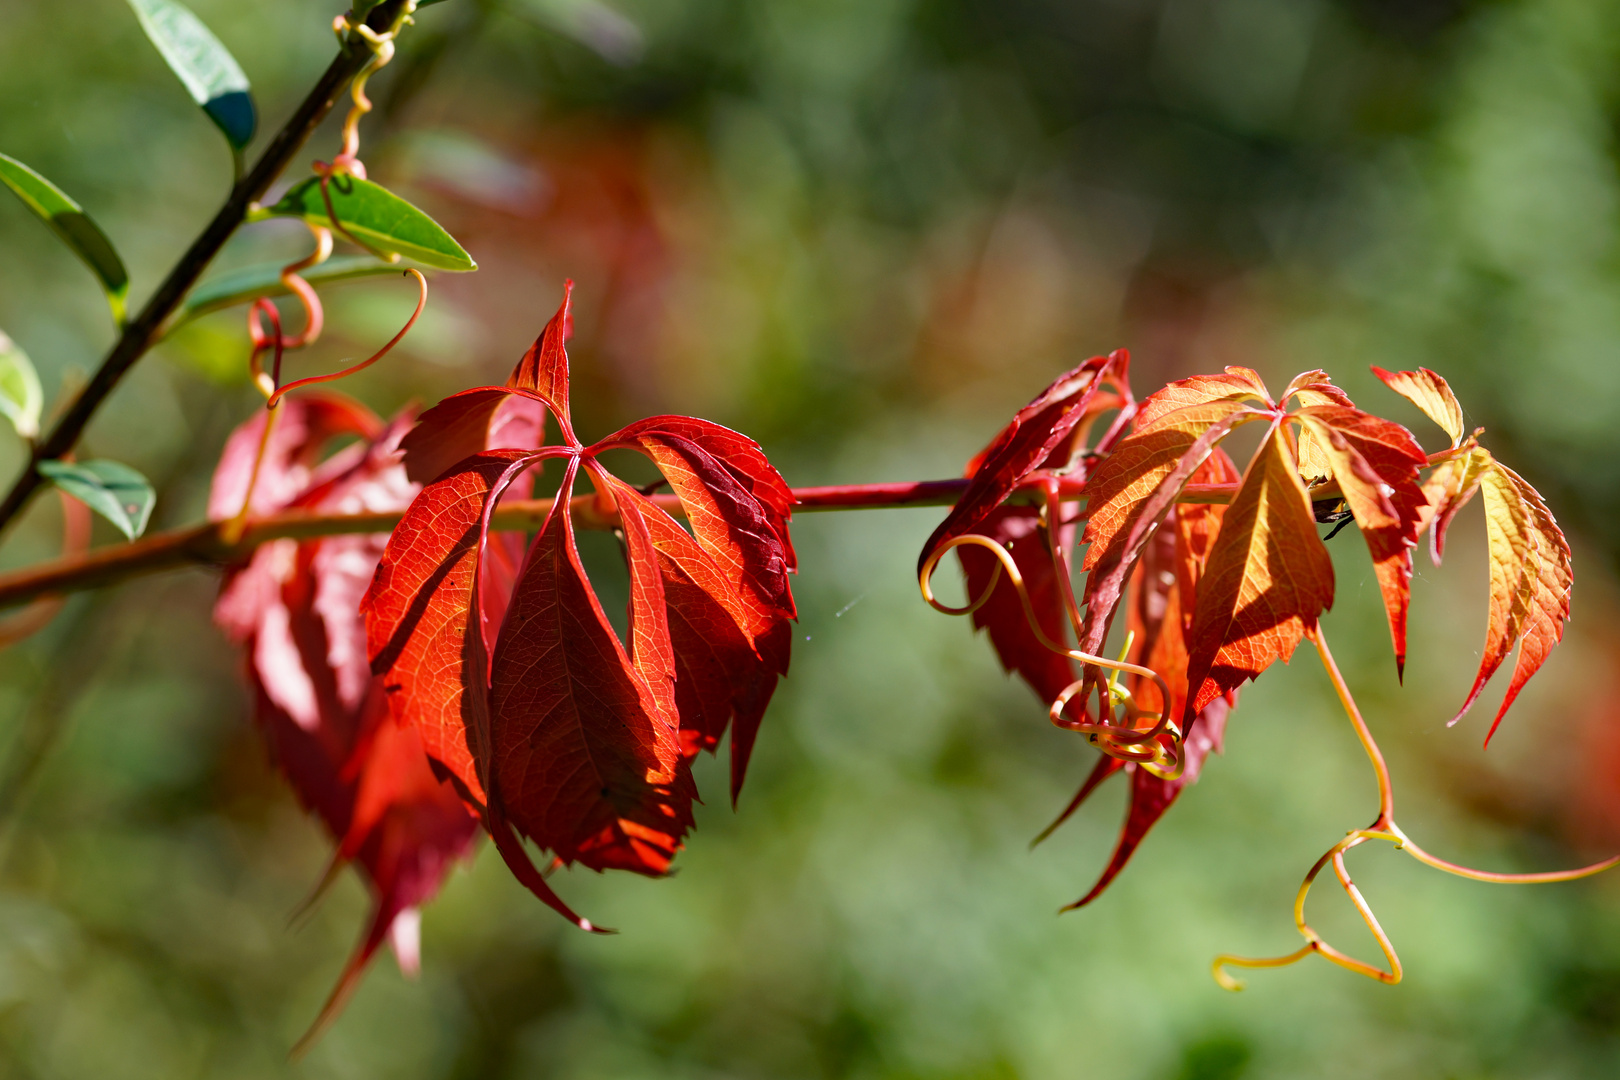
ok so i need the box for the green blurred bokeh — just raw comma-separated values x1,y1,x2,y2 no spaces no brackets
3,0,1620,1076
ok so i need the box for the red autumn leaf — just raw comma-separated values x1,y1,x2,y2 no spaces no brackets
210,394,480,1046
1294,406,1427,677
1370,365,1573,742
399,386,554,485
1285,370,1357,483
1060,705,1228,910
366,283,797,924
1183,421,1336,720
607,476,785,801
365,449,546,813
1372,364,1481,563
1169,448,1242,612
295,695,481,1053
1281,369,1355,409
919,351,1129,571
958,506,1078,705
593,422,797,624
208,391,384,521
1420,447,1491,564
1080,398,1261,574
604,415,798,572
487,460,695,875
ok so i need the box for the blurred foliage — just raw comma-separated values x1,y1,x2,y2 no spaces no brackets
2,0,1620,1076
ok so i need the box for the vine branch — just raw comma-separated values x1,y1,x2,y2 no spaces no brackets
0,477,1245,613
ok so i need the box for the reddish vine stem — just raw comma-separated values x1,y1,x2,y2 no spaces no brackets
0,476,1245,613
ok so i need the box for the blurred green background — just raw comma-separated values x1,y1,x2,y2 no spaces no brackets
4,0,1620,1075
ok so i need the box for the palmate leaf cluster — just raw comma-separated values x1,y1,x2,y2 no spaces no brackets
922,358,1571,907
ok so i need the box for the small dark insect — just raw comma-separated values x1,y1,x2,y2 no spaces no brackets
1312,497,1355,541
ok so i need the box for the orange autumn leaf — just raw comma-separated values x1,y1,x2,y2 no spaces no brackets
1372,365,1574,743
1183,421,1336,720
1453,457,1573,744
1372,365,1464,448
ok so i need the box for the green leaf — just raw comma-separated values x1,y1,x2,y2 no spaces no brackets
0,153,130,324
38,460,156,541
126,0,256,153
252,175,477,271
0,329,43,440
170,254,406,333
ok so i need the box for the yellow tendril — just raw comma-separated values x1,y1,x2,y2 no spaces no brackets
919,532,1180,768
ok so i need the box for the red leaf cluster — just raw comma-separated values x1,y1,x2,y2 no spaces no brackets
365,283,795,927
211,393,480,1046
923,358,1553,905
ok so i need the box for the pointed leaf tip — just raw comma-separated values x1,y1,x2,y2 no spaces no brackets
507,282,574,433
922,350,1128,571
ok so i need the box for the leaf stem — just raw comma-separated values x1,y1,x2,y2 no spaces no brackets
1214,622,1620,992
0,1,420,541
1311,626,1394,821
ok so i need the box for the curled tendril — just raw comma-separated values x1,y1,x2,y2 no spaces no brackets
918,531,1181,774
1210,625,1620,991
247,222,333,399
266,269,426,408
247,297,286,400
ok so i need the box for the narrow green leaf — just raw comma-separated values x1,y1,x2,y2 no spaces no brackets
38,460,156,541
171,254,405,332
0,330,43,440
0,153,130,324
126,0,257,152
252,175,477,271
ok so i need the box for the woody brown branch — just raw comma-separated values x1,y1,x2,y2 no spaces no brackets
0,479,1245,612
